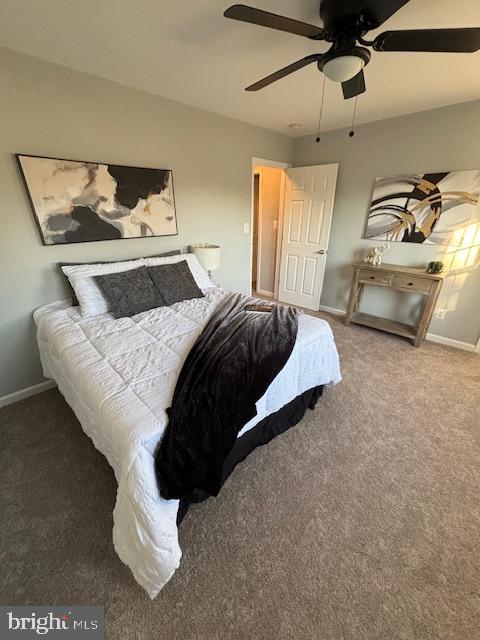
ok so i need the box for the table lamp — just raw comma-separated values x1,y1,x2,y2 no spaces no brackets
190,243,221,280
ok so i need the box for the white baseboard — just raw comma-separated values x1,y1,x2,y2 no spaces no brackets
318,304,345,316
316,305,477,353
425,333,477,352
0,380,56,409
255,289,274,297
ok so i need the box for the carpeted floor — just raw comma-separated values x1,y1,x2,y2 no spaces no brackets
1,313,479,640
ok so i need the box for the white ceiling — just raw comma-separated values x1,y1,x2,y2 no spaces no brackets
1,0,479,136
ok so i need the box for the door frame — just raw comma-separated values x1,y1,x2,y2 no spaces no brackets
252,169,261,293
250,157,291,297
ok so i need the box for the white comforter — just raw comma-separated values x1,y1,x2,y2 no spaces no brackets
34,288,341,598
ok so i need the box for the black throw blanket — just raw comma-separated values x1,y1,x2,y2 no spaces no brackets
155,292,298,500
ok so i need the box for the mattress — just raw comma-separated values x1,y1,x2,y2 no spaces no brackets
34,287,341,598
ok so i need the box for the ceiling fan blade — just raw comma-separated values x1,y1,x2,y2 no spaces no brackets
341,70,366,100
360,0,410,28
224,4,324,39
246,56,319,91
373,28,480,52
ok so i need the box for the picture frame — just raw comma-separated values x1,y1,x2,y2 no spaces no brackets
16,154,178,245
365,170,480,246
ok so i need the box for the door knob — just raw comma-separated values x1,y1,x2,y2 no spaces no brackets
318,249,325,255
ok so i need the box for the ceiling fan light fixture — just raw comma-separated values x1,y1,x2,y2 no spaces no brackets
321,55,365,82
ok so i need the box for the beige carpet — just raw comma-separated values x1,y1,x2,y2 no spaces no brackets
1,313,479,640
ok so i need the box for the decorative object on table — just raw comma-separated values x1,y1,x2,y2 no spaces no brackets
16,154,177,245
363,241,390,266
345,262,445,348
426,260,444,274
244,304,273,314
190,243,221,280
365,170,480,245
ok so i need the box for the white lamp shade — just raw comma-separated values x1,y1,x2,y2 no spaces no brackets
322,55,365,82
191,243,221,272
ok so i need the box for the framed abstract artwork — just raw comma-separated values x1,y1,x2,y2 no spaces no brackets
16,154,178,245
365,171,480,245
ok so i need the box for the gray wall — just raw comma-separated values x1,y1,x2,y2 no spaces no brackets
0,48,292,396
294,100,480,346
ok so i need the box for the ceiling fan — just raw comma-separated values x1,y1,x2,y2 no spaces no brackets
224,1,480,99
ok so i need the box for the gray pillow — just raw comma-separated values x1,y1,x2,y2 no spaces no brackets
58,249,181,306
93,266,164,319
148,260,204,306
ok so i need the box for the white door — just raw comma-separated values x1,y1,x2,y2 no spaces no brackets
278,164,338,310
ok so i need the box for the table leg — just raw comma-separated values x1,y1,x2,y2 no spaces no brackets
355,283,364,313
414,280,442,347
345,269,359,326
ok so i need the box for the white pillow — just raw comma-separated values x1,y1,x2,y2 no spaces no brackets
62,259,144,317
144,253,214,291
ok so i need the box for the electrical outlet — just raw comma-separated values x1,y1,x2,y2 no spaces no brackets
273,220,278,230
435,308,447,320
243,222,250,234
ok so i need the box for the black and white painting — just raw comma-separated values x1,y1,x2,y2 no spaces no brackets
365,171,480,245
17,154,177,245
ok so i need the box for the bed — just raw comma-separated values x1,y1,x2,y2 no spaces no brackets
34,260,341,598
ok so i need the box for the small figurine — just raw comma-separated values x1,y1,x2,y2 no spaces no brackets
363,242,390,266
426,260,444,274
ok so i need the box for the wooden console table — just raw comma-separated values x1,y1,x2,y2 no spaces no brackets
345,262,445,347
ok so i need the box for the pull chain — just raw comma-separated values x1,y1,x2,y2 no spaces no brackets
315,74,326,143
349,71,361,138
349,94,358,138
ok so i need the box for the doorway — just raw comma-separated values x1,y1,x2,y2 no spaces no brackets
251,158,289,298
251,159,339,311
